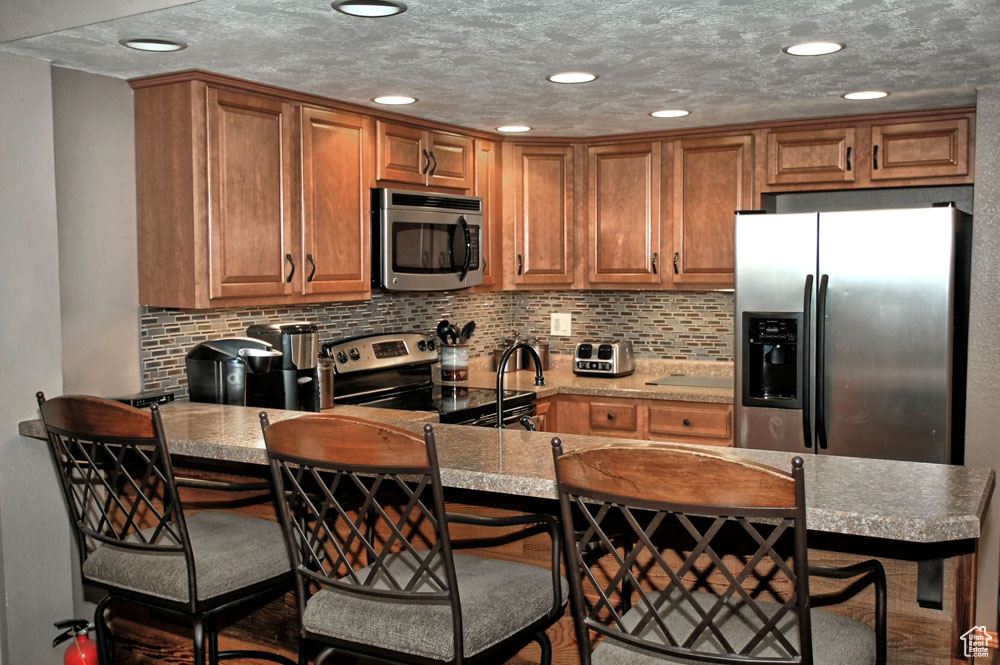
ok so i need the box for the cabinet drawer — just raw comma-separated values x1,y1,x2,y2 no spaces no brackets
589,402,639,433
647,403,731,441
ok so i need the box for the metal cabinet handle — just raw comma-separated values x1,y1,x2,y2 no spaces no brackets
429,150,438,176
607,413,615,420
306,253,316,282
873,144,879,170
846,146,852,172
422,149,432,174
285,253,295,283
682,418,691,426
673,252,679,274
652,252,658,275
517,254,523,275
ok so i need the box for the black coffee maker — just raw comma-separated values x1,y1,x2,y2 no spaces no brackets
185,337,282,406
246,322,320,411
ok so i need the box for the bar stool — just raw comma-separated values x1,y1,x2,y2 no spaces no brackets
551,439,887,665
36,393,297,665
259,413,567,665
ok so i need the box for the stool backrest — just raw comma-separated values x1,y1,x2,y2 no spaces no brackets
36,393,197,604
261,415,464,654
552,439,811,665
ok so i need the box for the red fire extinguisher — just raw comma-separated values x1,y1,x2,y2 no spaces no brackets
52,619,99,664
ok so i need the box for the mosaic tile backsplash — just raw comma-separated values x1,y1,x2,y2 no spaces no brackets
141,290,734,396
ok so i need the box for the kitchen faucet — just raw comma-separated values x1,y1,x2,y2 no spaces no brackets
495,342,545,429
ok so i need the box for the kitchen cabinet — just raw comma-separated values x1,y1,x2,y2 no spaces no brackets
585,141,664,286
133,78,372,308
300,107,372,297
547,394,733,446
670,134,753,286
508,144,576,287
474,139,502,289
376,120,474,190
761,111,974,192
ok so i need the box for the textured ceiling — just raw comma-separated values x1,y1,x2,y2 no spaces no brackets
2,0,998,136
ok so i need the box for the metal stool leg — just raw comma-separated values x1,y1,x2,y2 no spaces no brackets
193,617,206,665
93,594,113,665
534,630,552,665
207,617,219,665
314,647,337,665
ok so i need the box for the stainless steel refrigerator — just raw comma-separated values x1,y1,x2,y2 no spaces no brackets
734,205,971,464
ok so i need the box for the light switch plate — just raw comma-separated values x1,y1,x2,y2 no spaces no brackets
550,313,572,337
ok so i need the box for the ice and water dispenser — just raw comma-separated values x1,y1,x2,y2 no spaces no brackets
741,313,803,409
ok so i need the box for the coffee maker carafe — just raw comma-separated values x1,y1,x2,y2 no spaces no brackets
185,337,282,405
246,322,320,411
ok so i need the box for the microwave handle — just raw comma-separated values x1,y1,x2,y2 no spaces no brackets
457,215,472,282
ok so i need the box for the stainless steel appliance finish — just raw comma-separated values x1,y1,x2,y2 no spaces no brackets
735,206,970,464
246,321,321,411
326,332,535,426
372,188,484,291
573,340,636,377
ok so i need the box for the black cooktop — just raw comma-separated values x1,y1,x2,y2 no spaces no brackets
362,386,534,424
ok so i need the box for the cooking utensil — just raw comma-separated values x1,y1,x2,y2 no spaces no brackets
436,320,451,344
460,321,476,343
446,324,460,344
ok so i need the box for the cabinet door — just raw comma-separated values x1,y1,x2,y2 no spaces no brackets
207,87,296,300
765,127,856,186
429,131,474,190
376,120,428,185
512,144,575,286
475,139,501,288
301,107,371,297
587,142,662,285
671,134,753,285
869,117,970,181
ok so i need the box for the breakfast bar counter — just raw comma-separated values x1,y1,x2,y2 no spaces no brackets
20,401,994,664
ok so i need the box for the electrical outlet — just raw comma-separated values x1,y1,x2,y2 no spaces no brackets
550,313,572,337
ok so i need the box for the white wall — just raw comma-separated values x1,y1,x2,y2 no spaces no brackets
52,66,140,396
968,84,1000,627
0,53,74,665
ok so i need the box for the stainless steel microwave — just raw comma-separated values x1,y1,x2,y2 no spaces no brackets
372,188,484,291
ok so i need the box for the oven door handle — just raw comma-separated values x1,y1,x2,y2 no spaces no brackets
457,215,472,282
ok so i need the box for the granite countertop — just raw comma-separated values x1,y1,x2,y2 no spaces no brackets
462,356,734,404
20,401,994,544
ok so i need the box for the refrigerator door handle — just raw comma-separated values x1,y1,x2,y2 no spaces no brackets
816,274,830,449
802,274,814,448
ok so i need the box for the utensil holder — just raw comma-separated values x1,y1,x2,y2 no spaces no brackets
440,344,470,385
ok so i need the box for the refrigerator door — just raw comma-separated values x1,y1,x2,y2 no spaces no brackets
817,208,958,462
735,212,818,452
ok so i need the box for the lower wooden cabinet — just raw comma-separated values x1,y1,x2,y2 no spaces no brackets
540,394,733,446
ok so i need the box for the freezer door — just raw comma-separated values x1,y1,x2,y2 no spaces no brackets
735,212,818,452
817,208,958,462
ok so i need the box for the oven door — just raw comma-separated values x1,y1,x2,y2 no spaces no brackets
378,209,483,291
461,403,538,429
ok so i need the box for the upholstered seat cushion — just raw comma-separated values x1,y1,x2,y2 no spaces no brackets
82,511,291,603
302,551,566,661
590,589,876,665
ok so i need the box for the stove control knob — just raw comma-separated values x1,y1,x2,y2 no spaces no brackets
417,340,427,351
336,351,348,364
349,348,361,361
427,340,436,351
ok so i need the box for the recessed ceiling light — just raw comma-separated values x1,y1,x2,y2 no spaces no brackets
332,0,406,17
782,41,845,56
497,125,532,133
372,95,417,105
119,38,187,52
546,72,598,84
650,109,690,118
842,90,889,100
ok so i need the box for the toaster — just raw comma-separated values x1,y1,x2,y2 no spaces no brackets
573,340,636,377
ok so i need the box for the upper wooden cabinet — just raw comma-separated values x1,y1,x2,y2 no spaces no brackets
474,139,502,289
376,120,474,190
133,78,372,309
586,142,663,286
508,144,575,287
762,111,973,192
670,134,753,286
300,107,372,297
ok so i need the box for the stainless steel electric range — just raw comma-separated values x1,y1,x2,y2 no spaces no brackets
322,332,536,427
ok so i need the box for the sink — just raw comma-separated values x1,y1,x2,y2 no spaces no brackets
645,375,734,389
